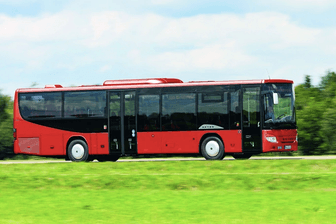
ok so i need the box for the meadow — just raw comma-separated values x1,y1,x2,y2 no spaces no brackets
1,159,336,223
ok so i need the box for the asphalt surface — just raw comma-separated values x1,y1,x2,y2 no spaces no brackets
1,155,336,164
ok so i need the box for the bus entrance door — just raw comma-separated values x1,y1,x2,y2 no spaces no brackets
109,91,137,156
242,86,262,153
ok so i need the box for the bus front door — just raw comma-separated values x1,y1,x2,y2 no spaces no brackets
242,86,262,153
109,91,137,156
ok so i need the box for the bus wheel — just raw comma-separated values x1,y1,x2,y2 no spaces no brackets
201,136,225,160
233,154,252,160
67,139,89,162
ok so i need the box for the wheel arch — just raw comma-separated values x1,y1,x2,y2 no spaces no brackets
199,133,225,154
66,136,89,156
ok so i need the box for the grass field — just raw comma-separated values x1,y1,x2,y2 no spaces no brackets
1,159,336,223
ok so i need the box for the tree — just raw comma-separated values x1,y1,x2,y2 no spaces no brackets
319,71,336,90
296,70,336,155
318,71,336,154
295,84,325,154
304,75,311,88
0,91,13,158
320,106,336,154
0,92,9,124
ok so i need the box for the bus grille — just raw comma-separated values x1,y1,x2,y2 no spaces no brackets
280,136,296,143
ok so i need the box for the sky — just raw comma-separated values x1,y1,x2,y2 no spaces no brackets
1,0,336,98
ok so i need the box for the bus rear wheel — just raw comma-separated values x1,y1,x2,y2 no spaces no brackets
201,136,225,160
67,139,89,162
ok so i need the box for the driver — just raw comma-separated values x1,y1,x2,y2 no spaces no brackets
265,106,275,120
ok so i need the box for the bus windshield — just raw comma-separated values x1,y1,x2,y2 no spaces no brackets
262,83,296,129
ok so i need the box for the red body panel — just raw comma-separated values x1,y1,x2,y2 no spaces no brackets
137,130,242,154
14,119,110,156
14,124,110,156
262,129,298,152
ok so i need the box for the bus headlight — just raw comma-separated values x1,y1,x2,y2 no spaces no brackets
266,136,277,143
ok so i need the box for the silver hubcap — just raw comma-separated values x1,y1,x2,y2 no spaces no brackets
71,144,85,160
205,140,220,157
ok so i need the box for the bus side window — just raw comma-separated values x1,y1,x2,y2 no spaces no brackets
198,92,228,129
138,94,160,132
19,92,62,119
162,93,196,131
64,91,106,118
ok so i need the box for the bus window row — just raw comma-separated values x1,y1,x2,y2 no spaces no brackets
19,89,243,131
138,91,242,131
19,91,106,119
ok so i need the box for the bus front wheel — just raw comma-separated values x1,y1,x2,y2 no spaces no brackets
201,136,225,160
67,139,89,162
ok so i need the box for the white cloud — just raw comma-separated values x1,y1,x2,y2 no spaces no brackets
0,11,88,42
0,8,335,97
99,65,111,72
148,43,256,72
151,12,321,50
85,11,132,47
0,10,321,49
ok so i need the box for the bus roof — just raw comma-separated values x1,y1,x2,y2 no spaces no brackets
15,78,294,93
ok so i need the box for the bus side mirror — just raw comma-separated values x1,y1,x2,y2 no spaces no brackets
273,93,279,105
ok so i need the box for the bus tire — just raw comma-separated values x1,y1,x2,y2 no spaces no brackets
65,155,70,161
201,136,225,160
67,139,89,162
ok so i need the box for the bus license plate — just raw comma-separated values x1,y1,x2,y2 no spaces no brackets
285,145,291,149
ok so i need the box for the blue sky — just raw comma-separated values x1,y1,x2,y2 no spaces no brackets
1,0,336,98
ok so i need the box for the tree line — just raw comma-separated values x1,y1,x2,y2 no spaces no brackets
0,92,13,159
1,71,336,158
296,71,336,155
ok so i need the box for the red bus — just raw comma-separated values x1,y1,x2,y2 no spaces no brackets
13,78,297,161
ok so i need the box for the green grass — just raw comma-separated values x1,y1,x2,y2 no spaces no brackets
1,160,336,223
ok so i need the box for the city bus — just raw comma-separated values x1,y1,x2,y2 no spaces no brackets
13,78,297,161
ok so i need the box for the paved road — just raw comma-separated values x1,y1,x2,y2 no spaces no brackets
1,155,336,164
